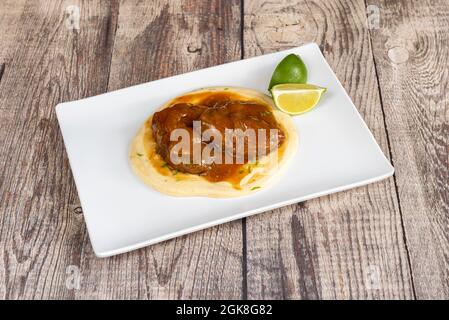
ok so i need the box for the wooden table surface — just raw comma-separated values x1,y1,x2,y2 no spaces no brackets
0,0,447,300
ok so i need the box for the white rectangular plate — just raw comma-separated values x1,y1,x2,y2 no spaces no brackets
56,43,393,257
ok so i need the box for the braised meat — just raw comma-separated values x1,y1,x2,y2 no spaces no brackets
151,93,285,182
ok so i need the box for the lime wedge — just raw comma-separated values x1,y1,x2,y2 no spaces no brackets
271,84,326,115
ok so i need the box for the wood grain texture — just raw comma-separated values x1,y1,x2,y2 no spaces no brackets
0,0,243,299
243,0,414,299
369,0,449,299
0,0,447,300
0,0,27,64
68,0,244,299
0,0,119,299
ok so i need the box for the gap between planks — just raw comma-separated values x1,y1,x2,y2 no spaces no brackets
104,1,120,91
239,0,249,300
0,63,5,84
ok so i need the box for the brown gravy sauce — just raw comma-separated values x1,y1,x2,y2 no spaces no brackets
145,91,285,188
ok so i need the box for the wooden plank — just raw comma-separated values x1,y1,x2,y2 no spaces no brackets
0,0,27,145
243,0,414,299
0,0,118,299
369,0,449,299
0,0,27,64
73,0,244,299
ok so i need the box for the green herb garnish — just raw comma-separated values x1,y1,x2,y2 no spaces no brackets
136,152,143,157
251,186,261,190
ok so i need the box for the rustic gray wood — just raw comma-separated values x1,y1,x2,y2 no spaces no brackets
369,0,449,299
243,0,414,299
0,0,118,299
0,0,447,300
0,0,27,65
